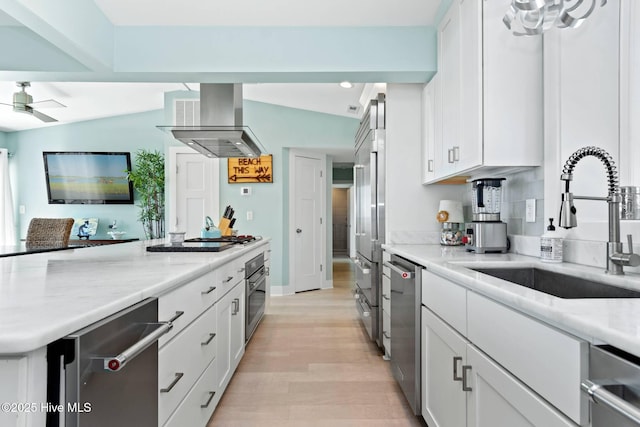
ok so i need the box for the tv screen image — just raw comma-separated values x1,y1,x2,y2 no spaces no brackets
43,152,134,204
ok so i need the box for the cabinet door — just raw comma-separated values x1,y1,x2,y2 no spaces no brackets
216,290,232,390
422,307,467,427
230,282,245,370
457,0,482,172
466,345,576,427
437,1,461,177
422,76,439,183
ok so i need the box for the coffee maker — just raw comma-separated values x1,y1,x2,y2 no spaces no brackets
464,178,508,253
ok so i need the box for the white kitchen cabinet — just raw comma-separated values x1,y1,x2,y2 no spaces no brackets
0,349,47,427
422,307,467,427
217,280,245,391
421,269,584,427
466,344,576,427
427,0,542,183
421,75,439,184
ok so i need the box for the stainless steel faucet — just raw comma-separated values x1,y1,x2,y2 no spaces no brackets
559,146,640,275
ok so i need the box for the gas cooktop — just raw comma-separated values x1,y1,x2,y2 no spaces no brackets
145,235,260,253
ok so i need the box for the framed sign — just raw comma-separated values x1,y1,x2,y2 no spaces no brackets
227,155,273,183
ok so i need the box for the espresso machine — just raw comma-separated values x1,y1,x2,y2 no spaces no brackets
464,178,508,253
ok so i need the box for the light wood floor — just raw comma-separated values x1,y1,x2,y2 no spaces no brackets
207,257,425,427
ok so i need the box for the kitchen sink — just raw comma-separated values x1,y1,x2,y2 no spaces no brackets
470,267,640,299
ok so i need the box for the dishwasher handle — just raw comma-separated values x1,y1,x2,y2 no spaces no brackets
383,261,414,279
582,380,640,425
101,322,173,372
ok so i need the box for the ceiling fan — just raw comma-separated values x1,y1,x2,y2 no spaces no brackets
0,82,66,123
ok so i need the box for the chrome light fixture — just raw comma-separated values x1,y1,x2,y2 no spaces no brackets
503,0,606,36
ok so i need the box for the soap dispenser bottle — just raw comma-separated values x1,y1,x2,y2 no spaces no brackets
540,218,563,263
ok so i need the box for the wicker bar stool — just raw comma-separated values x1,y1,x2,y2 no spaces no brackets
26,218,74,248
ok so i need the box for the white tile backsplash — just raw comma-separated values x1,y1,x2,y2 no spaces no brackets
388,230,441,245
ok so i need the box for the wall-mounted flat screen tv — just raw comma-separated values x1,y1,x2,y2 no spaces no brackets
43,152,134,204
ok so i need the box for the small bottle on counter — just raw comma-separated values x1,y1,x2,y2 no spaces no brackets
540,218,563,263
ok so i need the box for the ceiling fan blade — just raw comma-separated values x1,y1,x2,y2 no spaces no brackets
31,109,58,123
27,99,66,109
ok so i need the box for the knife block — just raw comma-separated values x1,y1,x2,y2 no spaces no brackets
218,217,233,236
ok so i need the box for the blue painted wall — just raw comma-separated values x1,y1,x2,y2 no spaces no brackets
5,98,358,290
0,131,6,147
6,109,165,239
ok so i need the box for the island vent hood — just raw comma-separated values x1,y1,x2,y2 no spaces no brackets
158,84,264,158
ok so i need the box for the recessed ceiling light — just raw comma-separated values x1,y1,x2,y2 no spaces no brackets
340,81,353,89
235,142,242,145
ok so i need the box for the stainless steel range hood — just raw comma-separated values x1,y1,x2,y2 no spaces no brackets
158,84,264,158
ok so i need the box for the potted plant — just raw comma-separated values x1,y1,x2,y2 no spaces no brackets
126,149,165,239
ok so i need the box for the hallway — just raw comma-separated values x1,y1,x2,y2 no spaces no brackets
208,257,423,426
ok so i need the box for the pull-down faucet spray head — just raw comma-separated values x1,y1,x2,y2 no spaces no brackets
559,174,577,229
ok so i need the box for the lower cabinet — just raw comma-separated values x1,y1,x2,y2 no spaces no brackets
422,307,577,427
217,280,245,392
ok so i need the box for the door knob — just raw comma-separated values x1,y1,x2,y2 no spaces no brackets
296,228,302,233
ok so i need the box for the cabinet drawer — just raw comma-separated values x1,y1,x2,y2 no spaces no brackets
217,258,245,299
159,303,218,425
382,273,391,313
467,292,587,425
422,270,467,335
158,270,218,347
163,357,219,427
382,309,391,356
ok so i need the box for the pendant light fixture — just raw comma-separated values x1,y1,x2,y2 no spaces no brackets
503,0,606,36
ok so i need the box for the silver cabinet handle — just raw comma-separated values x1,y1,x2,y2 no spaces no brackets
296,228,302,234
201,333,216,346
166,310,185,323
355,260,371,275
462,365,472,392
201,391,216,409
201,286,216,295
383,261,415,279
160,372,184,393
232,298,240,315
448,148,455,163
453,146,460,161
101,322,172,372
582,380,640,425
223,276,234,284
428,159,434,172
453,356,463,381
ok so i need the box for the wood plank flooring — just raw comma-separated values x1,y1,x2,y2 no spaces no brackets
207,257,424,426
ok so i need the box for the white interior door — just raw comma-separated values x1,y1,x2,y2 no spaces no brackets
292,153,324,293
169,147,219,238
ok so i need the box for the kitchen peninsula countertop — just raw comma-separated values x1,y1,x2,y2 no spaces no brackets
383,244,640,357
0,238,269,354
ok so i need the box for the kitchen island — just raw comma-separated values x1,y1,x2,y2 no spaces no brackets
0,238,270,427
383,244,640,427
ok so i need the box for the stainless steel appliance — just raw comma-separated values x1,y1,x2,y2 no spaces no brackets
582,345,640,426
386,254,422,415
46,298,171,427
464,177,508,253
353,93,385,346
245,252,266,342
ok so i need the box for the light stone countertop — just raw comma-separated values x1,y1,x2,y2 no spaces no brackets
0,238,270,354
383,244,640,357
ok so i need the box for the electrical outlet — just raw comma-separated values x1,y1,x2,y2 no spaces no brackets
247,211,253,221
526,199,536,223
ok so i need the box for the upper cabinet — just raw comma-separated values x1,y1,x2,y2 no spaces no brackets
424,0,543,184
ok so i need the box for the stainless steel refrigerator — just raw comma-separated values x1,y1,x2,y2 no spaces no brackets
353,93,385,347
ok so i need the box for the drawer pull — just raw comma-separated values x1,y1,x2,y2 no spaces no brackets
201,391,216,409
160,372,184,393
201,333,216,346
453,356,463,381
201,286,217,295
232,298,239,315
167,311,185,324
462,365,472,392
223,276,234,284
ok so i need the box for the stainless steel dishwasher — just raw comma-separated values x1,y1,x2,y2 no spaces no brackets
582,344,640,426
385,254,422,415
46,298,172,427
